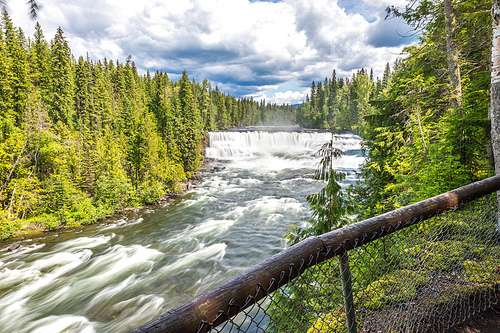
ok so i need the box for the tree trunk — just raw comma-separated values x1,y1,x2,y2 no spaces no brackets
444,0,462,109
416,88,430,161
491,0,500,228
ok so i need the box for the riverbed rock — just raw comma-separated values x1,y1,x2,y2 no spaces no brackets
209,166,226,173
7,243,21,252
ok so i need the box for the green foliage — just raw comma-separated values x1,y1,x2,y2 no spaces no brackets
296,69,377,132
0,15,297,239
94,176,132,213
307,311,348,333
356,270,430,310
49,27,74,127
0,209,18,239
38,213,60,230
287,134,355,243
351,0,493,218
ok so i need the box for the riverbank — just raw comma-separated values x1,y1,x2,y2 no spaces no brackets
4,172,204,244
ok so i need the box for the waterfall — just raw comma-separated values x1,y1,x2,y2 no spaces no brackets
205,130,364,172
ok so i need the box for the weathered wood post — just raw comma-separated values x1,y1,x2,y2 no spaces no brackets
339,251,357,333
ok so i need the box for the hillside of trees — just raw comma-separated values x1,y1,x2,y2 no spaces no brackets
296,66,392,134
0,12,295,239
352,0,493,218
296,0,493,221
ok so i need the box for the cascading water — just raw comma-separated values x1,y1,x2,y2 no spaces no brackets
0,128,364,333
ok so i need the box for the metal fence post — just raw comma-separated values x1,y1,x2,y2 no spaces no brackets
340,250,357,333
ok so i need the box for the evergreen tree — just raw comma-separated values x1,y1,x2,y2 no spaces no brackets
0,15,13,120
200,79,215,131
49,27,74,127
75,56,94,131
30,22,51,95
2,11,29,124
92,61,112,131
288,134,354,243
178,70,202,177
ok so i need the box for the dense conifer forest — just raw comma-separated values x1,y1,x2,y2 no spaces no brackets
0,12,296,239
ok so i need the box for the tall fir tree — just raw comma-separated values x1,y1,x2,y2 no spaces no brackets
178,70,202,177
49,27,74,128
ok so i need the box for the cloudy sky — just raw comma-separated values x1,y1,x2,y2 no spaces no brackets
7,0,415,105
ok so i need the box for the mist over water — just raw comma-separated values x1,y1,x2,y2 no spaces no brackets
0,128,363,333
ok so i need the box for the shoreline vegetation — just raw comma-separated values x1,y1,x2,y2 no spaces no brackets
6,155,219,244
5,170,204,244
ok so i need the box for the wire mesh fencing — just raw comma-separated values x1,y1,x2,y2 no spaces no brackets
206,195,500,333
132,176,500,333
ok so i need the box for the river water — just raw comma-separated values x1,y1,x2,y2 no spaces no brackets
0,128,363,333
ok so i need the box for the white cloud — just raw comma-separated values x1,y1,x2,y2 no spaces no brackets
271,90,309,105
361,0,408,9
5,0,415,104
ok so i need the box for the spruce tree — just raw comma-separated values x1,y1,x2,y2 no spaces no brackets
31,22,51,94
2,12,29,124
75,56,94,131
0,16,13,120
178,70,202,177
49,27,74,127
288,134,354,243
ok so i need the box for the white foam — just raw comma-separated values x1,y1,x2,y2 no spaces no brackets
75,245,163,291
21,315,95,333
0,249,94,332
237,178,263,185
190,219,235,238
0,243,46,260
207,131,333,159
52,235,115,253
157,243,227,274
100,295,164,332
85,275,138,310
225,196,304,221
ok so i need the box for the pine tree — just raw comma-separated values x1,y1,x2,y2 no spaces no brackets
177,70,202,177
92,61,112,131
0,16,13,120
2,11,29,124
200,79,215,131
288,134,354,243
75,56,94,131
382,62,391,89
30,22,51,95
49,27,74,127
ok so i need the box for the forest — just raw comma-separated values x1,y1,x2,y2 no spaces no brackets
295,0,493,221
0,0,495,240
0,11,296,239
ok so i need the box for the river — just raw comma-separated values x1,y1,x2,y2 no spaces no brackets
0,127,363,333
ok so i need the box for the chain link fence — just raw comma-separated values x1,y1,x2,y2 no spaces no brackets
132,176,500,333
